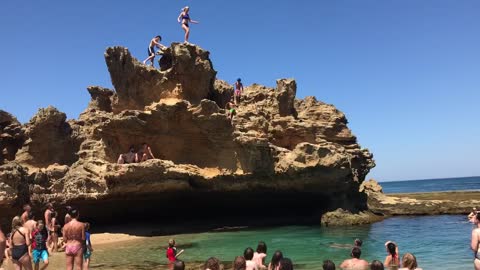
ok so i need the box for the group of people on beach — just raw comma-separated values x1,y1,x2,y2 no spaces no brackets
164,238,423,270
0,204,92,270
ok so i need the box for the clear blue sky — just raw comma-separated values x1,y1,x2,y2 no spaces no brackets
1,1,479,181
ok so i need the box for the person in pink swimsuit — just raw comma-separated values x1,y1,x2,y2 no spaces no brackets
63,207,85,270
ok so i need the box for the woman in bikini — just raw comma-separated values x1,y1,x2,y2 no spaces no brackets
384,241,400,268
63,207,85,270
49,211,59,252
471,212,480,270
177,6,199,44
10,216,33,270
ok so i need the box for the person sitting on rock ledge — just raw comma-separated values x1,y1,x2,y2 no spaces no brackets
117,145,137,164
339,247,369,270
142,35,167,67
137,143,155,162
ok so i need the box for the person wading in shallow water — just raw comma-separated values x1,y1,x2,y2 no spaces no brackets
339,247,369,270
471,212,480,270
63,207,85,270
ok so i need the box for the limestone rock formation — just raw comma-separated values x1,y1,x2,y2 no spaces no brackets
105,43,215,112
0,110,24,164
0,43,375,227
361,179,477,215
15,106,79,168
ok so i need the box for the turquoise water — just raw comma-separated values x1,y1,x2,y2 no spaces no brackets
88,215,473,269
381,176,480,193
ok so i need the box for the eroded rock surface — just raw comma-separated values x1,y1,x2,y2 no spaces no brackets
361,179,477,215
0,43,375,227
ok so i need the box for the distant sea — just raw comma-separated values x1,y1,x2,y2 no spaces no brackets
380,176,480,194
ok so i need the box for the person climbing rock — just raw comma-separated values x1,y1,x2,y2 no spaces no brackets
177,6,199,44
234,78,243,105
226,99,237,124
142,36,167,67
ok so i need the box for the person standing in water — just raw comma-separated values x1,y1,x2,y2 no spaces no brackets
383,241,400,268
63,207,85,270
143,36,167,67
177,6,199,44
471,212,480,270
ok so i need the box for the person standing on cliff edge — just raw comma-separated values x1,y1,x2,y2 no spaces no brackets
142,36,167,67
177,6,199,44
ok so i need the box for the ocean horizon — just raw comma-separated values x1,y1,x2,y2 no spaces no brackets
379,176,480,194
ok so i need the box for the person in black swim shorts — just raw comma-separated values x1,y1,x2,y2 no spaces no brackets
142,35,166,67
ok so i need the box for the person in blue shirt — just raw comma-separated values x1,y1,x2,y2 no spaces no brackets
32,220,49,270
83,223,93,270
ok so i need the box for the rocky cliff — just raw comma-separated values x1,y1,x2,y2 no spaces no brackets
0,43,375,228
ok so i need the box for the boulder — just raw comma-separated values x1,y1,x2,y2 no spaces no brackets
15,106,79,167
105,43,216,112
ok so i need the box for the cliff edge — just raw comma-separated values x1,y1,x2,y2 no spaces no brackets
0,43,375,227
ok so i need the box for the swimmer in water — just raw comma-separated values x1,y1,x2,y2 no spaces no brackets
339,247,369,270
471,212,480,270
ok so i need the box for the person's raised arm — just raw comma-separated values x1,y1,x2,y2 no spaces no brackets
384,256,391,267
472,230,479,252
